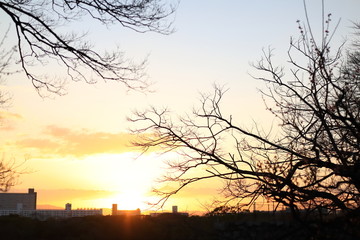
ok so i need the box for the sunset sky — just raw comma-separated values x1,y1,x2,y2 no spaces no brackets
1,0,359,213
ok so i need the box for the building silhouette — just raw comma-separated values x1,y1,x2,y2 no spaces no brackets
150,205,189,217
0,189,102,219
112,204,141,216
0,188,36,211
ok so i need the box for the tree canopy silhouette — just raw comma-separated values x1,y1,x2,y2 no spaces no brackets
130,12,360,218
0,0,175,94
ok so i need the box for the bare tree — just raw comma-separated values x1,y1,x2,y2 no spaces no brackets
0,156,21,192
0,0,176,94
0,29,21,192
130,12,360,218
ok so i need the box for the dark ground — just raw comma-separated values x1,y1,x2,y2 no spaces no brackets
0,213,358,240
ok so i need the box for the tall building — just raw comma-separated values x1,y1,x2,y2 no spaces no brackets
0,188,36,210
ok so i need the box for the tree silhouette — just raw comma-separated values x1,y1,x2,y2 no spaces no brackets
130,12,360,218
0,0,175,94
0,156,20,192
0,26,16,106
0,28,20,192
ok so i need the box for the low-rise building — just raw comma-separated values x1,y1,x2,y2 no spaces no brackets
112,204,141,216
0,188,36,210
0,189,102,219
150,205,189,217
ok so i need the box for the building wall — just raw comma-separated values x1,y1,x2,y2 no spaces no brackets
116,209,141,216
111,204,141,216
0,209,103,219
0,190,103,219
0,189,36,210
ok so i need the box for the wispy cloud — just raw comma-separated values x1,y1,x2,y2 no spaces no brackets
0,111,23,131
13,125,142,158
0,111,23,120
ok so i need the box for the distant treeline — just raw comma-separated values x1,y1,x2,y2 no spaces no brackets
0,213,358,240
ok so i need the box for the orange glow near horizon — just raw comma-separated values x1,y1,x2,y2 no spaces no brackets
61,191,151,211
13,152,168,209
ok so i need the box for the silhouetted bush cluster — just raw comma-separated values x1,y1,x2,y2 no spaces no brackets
0,214,358,240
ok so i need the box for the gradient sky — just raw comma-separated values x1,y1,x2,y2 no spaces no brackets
1,0,359,213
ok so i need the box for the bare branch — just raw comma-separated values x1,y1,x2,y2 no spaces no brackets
0,0,176,95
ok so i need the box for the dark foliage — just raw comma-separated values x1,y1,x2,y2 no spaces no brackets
0,214,358,240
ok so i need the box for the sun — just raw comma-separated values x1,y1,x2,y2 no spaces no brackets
80,152,167,210
112,191,147,210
